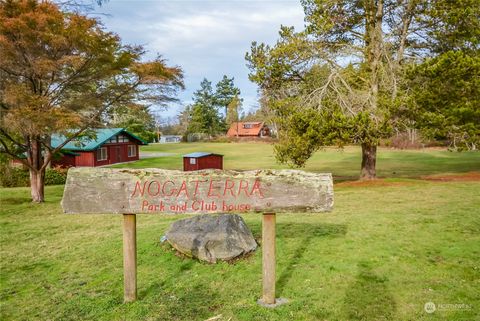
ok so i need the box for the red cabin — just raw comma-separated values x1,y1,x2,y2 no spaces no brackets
51,128,148,167
226,121,270,138
183,152,223,171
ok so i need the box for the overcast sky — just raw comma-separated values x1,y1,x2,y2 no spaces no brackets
98,0,305,121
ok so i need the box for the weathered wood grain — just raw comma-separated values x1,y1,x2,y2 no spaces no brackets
61,168,333,214
122,214,136,302
262,213,276,304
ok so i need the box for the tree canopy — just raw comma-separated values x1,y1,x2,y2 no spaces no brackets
405,0,480,150
186,76,242,137
246,0,479,178
215,75,241,118
0,0,183,201
187,79,224,136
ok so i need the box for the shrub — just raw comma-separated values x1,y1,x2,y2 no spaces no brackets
209,135,232,143
0,164,68,187
45,166,68,185
0,165,30,187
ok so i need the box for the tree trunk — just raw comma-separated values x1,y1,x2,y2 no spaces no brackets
30,169,45,203
28,137,47,202
360,143,377,180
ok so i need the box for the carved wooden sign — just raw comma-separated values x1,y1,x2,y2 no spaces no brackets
61,168,334,214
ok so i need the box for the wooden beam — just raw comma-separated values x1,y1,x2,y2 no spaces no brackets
262,212,276,304
123,214,137,302
62,168,334,215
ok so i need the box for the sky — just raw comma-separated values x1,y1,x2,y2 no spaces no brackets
97,0,305,121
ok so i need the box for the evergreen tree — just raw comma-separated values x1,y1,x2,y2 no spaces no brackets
405,0,480,150
215,75,241,119
246,0,479,179
226,95,242,127
187,79,224,136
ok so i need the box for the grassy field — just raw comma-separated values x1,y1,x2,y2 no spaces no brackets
1,180,479,321
113,142,480,180
1,144,480,320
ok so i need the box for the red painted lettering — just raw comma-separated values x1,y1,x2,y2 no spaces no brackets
131,181,147,197
191,180,207,196
238,180,249,197
176,181,189,198
208,180,220,198
147,181,161,196
250,180,265,198
191,200,200,211
223,179,235,197
162,181,176,196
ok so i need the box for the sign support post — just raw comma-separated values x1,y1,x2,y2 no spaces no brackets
122,213,137,302
262,212,276,304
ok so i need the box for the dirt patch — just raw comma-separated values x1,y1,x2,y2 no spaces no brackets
336,172,480,187
421,172,480,182
335,179,413,188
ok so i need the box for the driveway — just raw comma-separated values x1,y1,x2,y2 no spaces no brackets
139,152,175,159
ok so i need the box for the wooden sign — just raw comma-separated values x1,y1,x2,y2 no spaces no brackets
62,168,334,214
62,167,334,305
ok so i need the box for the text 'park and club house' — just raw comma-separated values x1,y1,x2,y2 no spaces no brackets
61,168,334,214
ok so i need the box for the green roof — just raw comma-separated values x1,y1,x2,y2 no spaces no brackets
52,128,148,151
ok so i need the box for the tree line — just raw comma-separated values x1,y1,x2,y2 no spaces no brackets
184,76,241,138
160,76,268,140
1,0,478,202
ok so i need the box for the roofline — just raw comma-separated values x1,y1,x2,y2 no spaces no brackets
123,130,148,145
84,128,123,151
60,128,148,151
94,128,149,149
183,153,223,158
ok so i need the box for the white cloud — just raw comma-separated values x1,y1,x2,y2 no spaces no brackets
101,1,305,116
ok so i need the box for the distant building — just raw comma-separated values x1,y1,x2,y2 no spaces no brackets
159,135,182,143
183,152,223,171
226,122,270,138
51,128,147,167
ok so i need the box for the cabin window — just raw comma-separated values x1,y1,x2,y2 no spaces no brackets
128,145,136,157
118,135,129,143
189,158,196,165
108,136,117,143
243,124,252,129
97,147,108,161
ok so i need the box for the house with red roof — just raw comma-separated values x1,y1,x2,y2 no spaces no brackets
226,122,270,138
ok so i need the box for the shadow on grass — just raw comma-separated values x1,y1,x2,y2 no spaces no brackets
139,281,166,300
343,262,396,320
164,284,220,320
0,197,32,205
276,223,347,295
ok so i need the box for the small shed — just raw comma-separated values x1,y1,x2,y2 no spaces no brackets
183,152,223,171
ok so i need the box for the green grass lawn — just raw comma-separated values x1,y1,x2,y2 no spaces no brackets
113,143,480,180
1,179,479,320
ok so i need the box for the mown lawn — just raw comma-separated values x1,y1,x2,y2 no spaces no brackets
1,178,479,320
113,143,480,180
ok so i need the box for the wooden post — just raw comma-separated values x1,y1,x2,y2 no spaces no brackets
123,214,137,302
262,212,276,304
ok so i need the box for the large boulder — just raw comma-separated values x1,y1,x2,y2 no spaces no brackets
165,214,257,263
